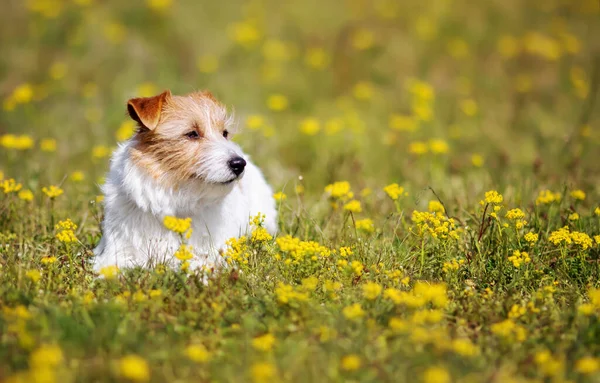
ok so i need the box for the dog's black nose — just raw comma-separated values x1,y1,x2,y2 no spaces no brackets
228,156,246,176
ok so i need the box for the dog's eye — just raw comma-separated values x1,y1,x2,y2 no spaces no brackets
185,131,200,139
223,130,229,139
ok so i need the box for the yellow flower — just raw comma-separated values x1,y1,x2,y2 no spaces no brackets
524,32,561,60
429,139,449,154
92,145,110,159
70,171,85,182
534,350,563,377
26,270,41,283
252,333,276,352
343,200,362,213
11,83,33,104
174,244,194,261
355,219,374,233
250,362,276,383
0,178,23,194
325,181,353,201
228,21,261,47
490,319,527,342
163,216,192,234
274,282,309,304
42,185,63,199
548,226,572,247
301,276,319,291
147,0,172,11
428,200,445,213
343,303,365,320
578,303,595,316
18,189,34,202
383,183,405,200
299,118,320,135
389,317,409,333
56,230,77,244
589,288,600,308
340,354,361,371
570,190,586,200
423,366,451,383
508,250,531,268
246,115,265,130
55,218,77,231
536,190,561,205
339,247,353,258
409,141,428,155
184,344,210,363
352,28,374,50
251,227,273,243
40,138,57,152
1,134,34,150
273,192,286,202
99,265,119,279
304,47,330,70
413,282,448,308
442,258,465,273
575,357,599,374
116,121,137,142
595,207,600,217
41,256,57,265
29,344,63,368
266,94,288,111
569,212,579,221
524,232,538,243
362,282,382,300
483,190,503,204
505,208,525,220
119,355,150,382
353,81,374,100
452,339,479,357
262,39,293,62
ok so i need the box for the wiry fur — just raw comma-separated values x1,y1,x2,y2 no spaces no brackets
93,91,276,271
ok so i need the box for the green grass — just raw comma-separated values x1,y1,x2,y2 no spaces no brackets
1,0,600,382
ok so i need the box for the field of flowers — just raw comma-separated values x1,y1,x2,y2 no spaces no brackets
1,0,600,382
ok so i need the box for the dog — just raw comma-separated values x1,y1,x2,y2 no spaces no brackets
93,90,277,272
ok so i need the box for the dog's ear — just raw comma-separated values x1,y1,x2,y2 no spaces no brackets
127,90,171,130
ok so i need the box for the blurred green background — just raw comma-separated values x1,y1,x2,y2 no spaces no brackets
1,0,599,200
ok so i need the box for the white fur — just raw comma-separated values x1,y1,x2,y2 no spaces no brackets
93,138,276,272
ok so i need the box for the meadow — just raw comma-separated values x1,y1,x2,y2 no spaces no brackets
1,0,600,382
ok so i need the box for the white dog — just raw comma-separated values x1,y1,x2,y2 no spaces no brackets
93,90,276,272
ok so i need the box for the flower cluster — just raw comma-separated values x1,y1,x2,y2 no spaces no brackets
324,181,353,201
411,211,459,240
163,216,192,236
548,226,593,251
508,250,531,268
55,219,78,243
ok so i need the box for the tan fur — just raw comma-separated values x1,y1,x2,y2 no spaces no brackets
128,90,233,185
127,90,171,130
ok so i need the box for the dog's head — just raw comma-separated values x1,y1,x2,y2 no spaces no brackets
127,90,245,193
